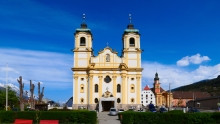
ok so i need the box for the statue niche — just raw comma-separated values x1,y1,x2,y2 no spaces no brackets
102,87,113,98
106,54,110,62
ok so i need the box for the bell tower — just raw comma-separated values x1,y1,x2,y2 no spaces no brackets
153,72,160,93
72,14,94,109
122,14,142,68
73,14,93,68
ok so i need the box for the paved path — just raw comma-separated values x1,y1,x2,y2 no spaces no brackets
97,112,120,124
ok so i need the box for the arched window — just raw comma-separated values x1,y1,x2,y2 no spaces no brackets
80,84,84,93
117,84,121,93
129,38,135,47
95,84,98,93
117,98,121,103
131,98,135,103
146,95,148,98
130,84,135,93
94,98,98,103
80,37,86,46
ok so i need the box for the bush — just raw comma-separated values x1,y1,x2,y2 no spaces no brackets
167,110,183,113
119,112,220,124
0,110,97,124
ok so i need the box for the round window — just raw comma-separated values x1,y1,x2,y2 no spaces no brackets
104,76,112,83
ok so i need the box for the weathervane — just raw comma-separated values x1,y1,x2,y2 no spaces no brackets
83,13,86,23
129,14,132,24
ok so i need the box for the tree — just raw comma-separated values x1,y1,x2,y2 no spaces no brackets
17,76,25,111
0,87,19,110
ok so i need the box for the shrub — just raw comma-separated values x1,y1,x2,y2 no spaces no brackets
119,111,220,124
0,110,97,124
167,110,183,113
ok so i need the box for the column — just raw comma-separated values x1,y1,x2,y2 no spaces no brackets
89,75,93,104
136,77,141,104
74,76,78,104
113,76,117,97
98,76,103,97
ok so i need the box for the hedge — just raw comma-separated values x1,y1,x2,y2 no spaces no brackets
0,110,97,124
118,112,220,124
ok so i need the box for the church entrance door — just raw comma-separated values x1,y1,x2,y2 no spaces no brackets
102,101,114,111
99,97,116,112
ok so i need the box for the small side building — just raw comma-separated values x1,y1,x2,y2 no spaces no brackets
187,96,220,109
172,91,210,107
66,97,73,107
141,85,156,107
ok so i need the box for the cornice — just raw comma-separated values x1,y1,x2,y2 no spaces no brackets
72,47,93,52
71,67,143,72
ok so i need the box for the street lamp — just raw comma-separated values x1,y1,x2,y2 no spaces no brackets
5,63,8,111
169,83,171,111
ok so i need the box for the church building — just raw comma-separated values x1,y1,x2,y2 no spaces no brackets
71,16,143,111
151,72,173,107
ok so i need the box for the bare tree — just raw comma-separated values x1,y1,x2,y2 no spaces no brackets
38,82,44,104
17,76,24,111
30,80,35,109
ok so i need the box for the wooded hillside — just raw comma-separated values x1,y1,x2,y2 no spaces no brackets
173,75,220,96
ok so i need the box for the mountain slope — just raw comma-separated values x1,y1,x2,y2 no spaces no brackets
173,75,220,96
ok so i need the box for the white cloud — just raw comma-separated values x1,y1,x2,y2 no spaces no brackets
1,66,19,73
0,48,73,101
142,62,220,91
177,53,210,66
176,56,189,66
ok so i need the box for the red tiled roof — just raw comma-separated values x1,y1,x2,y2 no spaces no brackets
143,85,150,90
160,87,165,92
172,91,211,99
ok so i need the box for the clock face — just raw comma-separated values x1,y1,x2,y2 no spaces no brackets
104,76,111,83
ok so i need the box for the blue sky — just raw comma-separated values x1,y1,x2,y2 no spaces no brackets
0,0,220,103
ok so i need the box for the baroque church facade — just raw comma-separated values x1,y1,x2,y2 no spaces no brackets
152,72,173,107
72,21,143,111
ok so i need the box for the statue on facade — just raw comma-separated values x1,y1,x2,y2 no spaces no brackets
106,54,110,62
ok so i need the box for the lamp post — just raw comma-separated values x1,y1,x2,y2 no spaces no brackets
5,63,8,111
169,83,171,111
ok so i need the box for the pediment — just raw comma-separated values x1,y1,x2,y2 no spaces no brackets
98,47,118,55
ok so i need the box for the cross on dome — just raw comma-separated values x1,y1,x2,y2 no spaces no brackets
83,13,86,22
129,14,132,24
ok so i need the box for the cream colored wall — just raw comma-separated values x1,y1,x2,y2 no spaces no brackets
91,48,123,68
127,77,136,104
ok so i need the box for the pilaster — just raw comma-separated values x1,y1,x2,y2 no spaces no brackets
74,76,78,104
89,75,93,104
112,76,117,97
98,76,103,97
121,75,127,104
136,76,141,104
